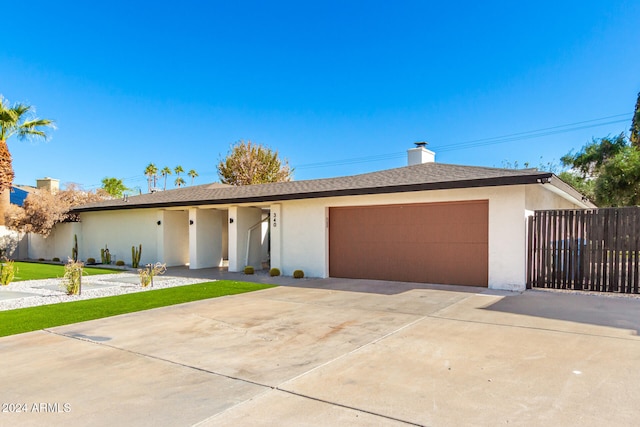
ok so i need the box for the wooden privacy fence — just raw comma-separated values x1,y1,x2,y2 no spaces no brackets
527,207,640,294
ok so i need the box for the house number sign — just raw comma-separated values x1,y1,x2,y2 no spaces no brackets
272,212,277,228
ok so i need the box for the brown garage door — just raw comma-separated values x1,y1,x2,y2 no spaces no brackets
329,200,488,286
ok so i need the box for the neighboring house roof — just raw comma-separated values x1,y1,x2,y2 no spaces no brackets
72,162,595,213
10,185,37,206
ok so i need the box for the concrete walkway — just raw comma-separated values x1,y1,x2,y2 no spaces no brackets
1,274,639,426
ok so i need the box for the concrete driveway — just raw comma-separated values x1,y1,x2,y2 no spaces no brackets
1,277,639,426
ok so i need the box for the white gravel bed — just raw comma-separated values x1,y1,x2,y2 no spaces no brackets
0,273,212,311
529,288,640,299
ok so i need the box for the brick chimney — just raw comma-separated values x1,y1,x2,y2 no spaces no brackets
407,142,435,166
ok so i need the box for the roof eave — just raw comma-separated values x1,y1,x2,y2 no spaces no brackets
548,175,597,209
72,174,550,213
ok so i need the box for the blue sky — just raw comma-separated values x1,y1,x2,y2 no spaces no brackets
2,1,639,192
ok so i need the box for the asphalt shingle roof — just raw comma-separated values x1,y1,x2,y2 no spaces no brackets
73,162,559,212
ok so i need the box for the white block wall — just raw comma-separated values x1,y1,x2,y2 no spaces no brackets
79,209,158,265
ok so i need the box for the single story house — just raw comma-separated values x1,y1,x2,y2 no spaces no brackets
30,146,594,291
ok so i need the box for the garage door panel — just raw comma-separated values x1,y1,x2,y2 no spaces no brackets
329,201,488,287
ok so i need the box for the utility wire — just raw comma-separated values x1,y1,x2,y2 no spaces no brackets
434,118,630,152
81,112,632,188
436,113,629,148
296,113,632,169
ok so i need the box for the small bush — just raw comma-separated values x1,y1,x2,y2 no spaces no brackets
115,260,125,266
86,257,96,264
61,259,84,295
269,268,281,277
244,266,255,275
38,258,45,262
0,259,16,286
52,257,61,262
293,269,304,279
138,262,166,287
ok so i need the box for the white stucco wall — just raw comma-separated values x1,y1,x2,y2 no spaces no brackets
79,209,158,265
270,204,282,270
160,210,189,267
525,184,581,211
221,211,229,260
189,208,224,269
276,200,328,278
0,226,27,259
28,222,81,261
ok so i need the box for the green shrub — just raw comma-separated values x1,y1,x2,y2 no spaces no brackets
115,260,125,266
52,257,61,262
61,260,84,295
38,258,45,262
244,266,254,275
138,262,166,287
0,259,16,286
269,268,281,277
293,269,304,279
87,257,96,264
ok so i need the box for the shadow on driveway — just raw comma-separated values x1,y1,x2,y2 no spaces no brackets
165,266,483,295
482,289,640,334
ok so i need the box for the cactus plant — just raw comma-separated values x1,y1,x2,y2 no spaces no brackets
100,245,111,264
61,259,84,295
71,234,78,262
132,244,142,268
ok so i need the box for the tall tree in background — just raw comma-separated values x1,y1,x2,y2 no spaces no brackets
560,133,628,177
631,92,640,148
101,177,129,198
144,163,158,193
174,165,184,175
174,176,186,188
561,133,640,207
5,184,108,236
218,140,293,185
188,169,198,185
593,147,640,206
160,166,172,190
0,96,55,224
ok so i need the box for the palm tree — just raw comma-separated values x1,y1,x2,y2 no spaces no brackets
101,177,129,198
188,169,198,185
144,163,158,193
174,165,184,180
174,176,186,188
160,166,172,190
0,96,55,224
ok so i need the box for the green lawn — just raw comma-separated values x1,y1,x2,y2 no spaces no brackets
0,281,275,337
12,261,118,281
